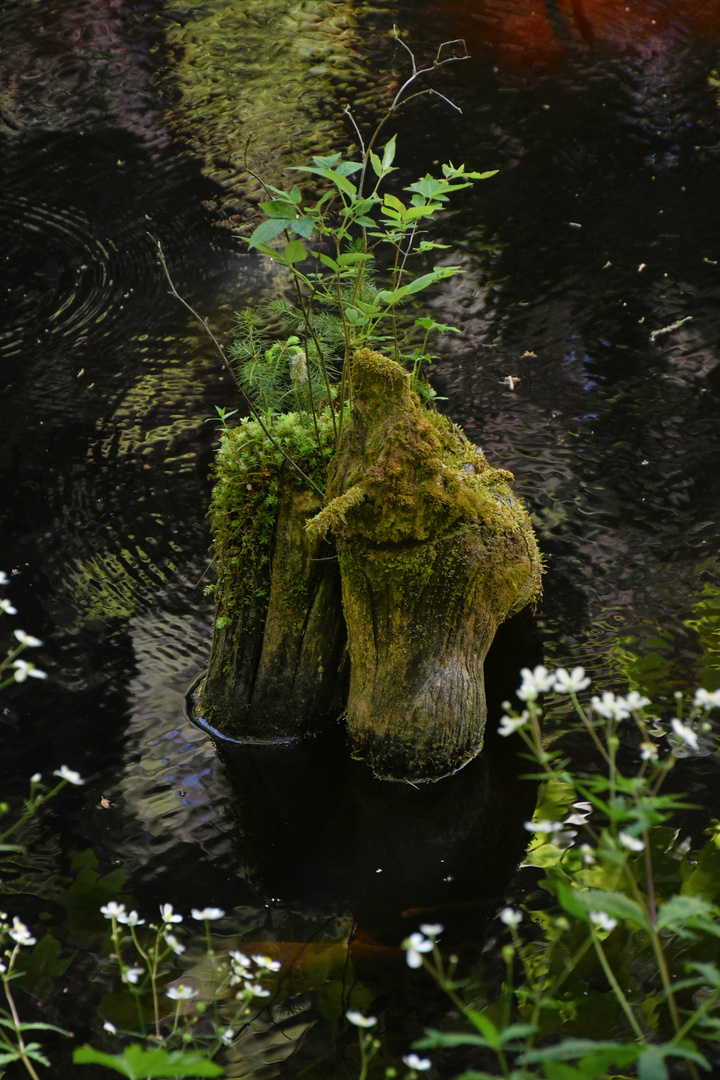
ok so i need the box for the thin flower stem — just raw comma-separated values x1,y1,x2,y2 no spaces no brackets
2,949,42,1080
590,932,646,1043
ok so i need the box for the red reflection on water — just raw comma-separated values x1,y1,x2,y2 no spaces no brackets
427,0,720,69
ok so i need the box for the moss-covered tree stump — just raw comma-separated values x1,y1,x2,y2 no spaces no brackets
307,350,542,781
196,413,347,740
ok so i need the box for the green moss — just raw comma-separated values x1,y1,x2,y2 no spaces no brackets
209,408,335,632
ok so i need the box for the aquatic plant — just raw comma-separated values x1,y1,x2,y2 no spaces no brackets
399,668,720,1080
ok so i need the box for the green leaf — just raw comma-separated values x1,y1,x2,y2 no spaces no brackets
336,252,371,266
415,1030,493,1050
290,215,315,239
656,894,716,930
73,1043,225,1078
247,218,291,248
406,175,444,200
315,252,339,271
381,134,397,172
259,199,297,218
567,888,651,930
383,193,406,214
415,317,461,334
465,1009,500,1047
524,1040,640,1066
0,1050,22,1066
333,160,363,177
283,240,306,265
376,266,461,305
369,149,383,178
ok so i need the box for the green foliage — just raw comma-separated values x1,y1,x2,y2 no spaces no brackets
402,670,720,1079
226,36,497,451
73,1044,224,1078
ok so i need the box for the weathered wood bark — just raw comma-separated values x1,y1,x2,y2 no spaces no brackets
306,350,542,781
197,454,347,740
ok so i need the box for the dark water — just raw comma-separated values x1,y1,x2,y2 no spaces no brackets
1,0,720,1074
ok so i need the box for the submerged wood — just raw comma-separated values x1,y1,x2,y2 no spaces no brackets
197,421,347,740
306,350,543,781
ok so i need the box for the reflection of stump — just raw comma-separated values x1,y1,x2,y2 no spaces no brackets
307,350,542,781
197,415,347,740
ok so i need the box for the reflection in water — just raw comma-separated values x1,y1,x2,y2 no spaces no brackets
2,0,720,1072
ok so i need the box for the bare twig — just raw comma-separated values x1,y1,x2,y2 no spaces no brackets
153,238,324,497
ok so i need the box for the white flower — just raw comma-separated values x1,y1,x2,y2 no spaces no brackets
498,712,529,737
517,665,554,702
13,630,42,648
221,1028,234,1045
418,923,443,939
117,910,144,927
252,954,281,971
345,1010,377,1028
618,831,645,852
403,932,434,969
0,598,17,615
160,903,182,924
0,571,8,585
499,907,523,928
590,692,630,721
694,688,720,711
30,773,41,784
230,950,251,968
247,984,271,998
191,907,225,921
552,667,591,694
103,1021,117,1035
623,691,650,712
13,660,47,682
166,984,197,1001
100,901,127,921
0,963,6,974
163,932,185,955
580,844,596,866
8,917,36,946
122,967,144,985
403,1053,432,1070
670,718,699,751
524,819,564,834
640,742,659,762
589,911,617,932
53,765,84,785
564,802,592,826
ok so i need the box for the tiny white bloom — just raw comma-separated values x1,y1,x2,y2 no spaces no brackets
403,932,434,969
640,741,659,762
30,772,41,783
8,917,36,946
345,1010,377,1028
618,831,645,852
247,983,271,997
0,598,17,615
163,931,185,955
230,950,251,968
694,688,720,711
552,667,591,694
13,629,42,647
122,966,144,985
580,844,596,865
418,923,443,939
118,910,144,927
499,907,523,928
670,718,699,751
13,659,47,682
160,903,182,924
100,901,127,920
0,963,6,974
524,819,564,834
53,765,84,785
221,1028,234,1045
166,983,197,1001
103,1021,117,1035
590,692,630,721
498,713,529,737
191,907,225,921
0,571,8,584
589,911,617,932
403,1053,432,1070
252,954,281,971
623,691,650,712
517,665,554,702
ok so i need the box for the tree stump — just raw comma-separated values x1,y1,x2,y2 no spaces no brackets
196,414,347,740
306,350,542,780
